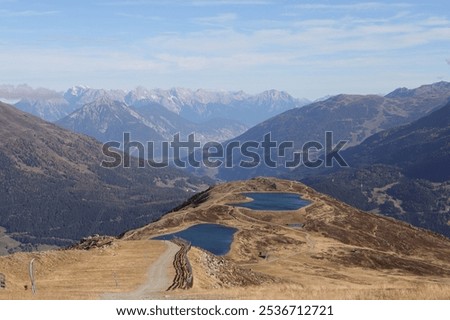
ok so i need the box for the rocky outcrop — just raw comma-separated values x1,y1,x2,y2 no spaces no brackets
69,235,116,250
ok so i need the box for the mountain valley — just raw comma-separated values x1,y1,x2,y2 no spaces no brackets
0,81,449,300
0,101,210,252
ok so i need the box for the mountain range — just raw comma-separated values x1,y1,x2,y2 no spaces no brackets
56,96,248,148
215,81,450,180
124,87,309,126
2,84,308,126
1,85,309,155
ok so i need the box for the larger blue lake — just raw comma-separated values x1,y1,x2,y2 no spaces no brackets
230,192,310,211
152,223,237,256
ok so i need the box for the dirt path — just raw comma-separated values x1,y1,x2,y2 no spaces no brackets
102,240,179,299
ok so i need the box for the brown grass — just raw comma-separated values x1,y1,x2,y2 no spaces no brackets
0,240,166,300
177,283,450,300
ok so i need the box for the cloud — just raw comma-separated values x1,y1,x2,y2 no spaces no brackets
99,0,158,6
3,12,449,77
293,2,411,11
0,9,58,17
446,59,450,65
420,17,450,27
115,12,162,21
100,0,271,6
190,0,272,6
140,14,450,61
193,13,238,26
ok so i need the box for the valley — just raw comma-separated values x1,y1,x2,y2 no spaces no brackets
0,101,210,249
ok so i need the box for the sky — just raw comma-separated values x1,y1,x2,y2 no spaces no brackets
0,0,450,99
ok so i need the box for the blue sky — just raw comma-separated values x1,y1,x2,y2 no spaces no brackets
0,0,449,99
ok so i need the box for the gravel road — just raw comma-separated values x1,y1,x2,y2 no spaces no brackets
102,240,178,299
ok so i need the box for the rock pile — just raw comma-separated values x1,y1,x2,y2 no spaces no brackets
69,235,116,250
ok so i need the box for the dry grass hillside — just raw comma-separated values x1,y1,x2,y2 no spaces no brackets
1,177,450,299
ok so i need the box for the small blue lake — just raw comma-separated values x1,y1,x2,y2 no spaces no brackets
230,192,310,211
152,223,237,256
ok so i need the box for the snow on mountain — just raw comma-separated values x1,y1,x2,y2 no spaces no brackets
57,97,166,145
14,97,71,122
8,84,308,126
0,85,72,121
126,87,306,125
58,97,248,149
64,85,126,108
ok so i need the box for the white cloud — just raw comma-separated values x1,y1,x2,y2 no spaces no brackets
99,0,160,6
190,0,272,6
193,13,238,26
139,14,450,63
2,12,449,79
420,17,450,27
101,0,271,6
0,9,58,17
293,2,411,11
115,12,162,20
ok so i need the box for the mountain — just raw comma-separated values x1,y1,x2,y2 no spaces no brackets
215,82,450,180
7,85,308,126
14,97,72,122
12,86,128,122
0,102,210,253
57,98,248,157
56,97,166,148
132,100,248,143
0,84,73,121
126,87,309,126
0,84,58,102
10,85,305,151
63,85,126,107
342,100,450,181
301,101,450,237
2,177,450,299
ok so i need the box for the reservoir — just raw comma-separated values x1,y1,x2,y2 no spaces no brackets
152,223,237,256
230,192,310,211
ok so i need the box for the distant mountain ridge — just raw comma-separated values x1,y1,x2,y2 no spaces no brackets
2,85,308,151
215,81,450,180
56,97,249,155
124,87,309,126
2,84,309,126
